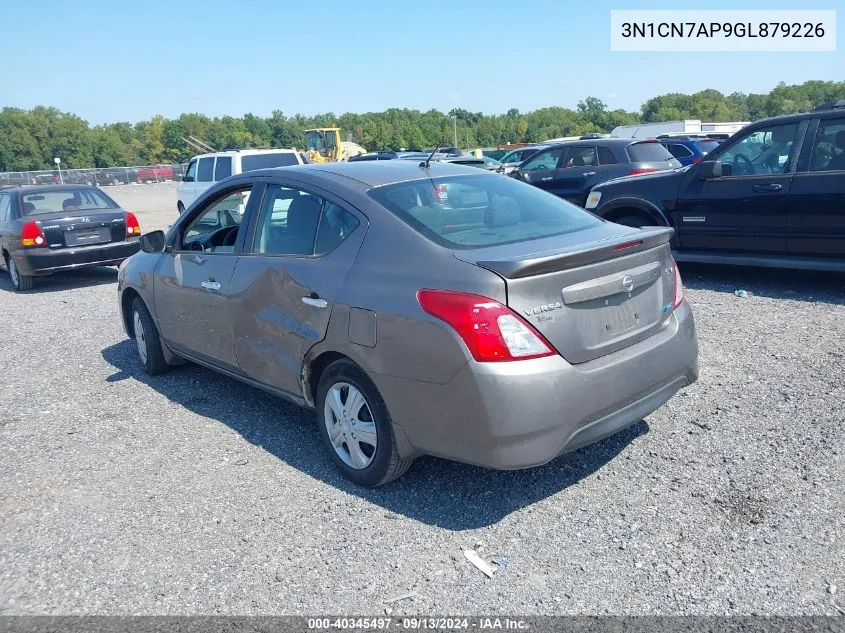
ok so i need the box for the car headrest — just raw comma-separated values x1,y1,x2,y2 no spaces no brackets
22,202,35,214
407,205,443,231
771,126,795,144
286,195,321,234
835,130,845,150
487,196,521,228
63,197,80,210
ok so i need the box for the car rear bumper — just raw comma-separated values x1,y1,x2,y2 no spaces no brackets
375,301,699,469
12,239,140,276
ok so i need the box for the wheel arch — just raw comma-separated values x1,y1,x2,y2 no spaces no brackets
597,197,670,226
120,287,141,337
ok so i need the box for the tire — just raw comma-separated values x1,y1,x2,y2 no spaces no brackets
131,296,169,376
316,359,413,487
6,255,34,291
613,214,655,228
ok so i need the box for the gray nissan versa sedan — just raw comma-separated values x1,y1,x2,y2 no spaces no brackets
117,160,698,487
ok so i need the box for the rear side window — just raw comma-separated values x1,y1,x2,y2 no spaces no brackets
369,174,601,250
197,157,215,182
809,118,845,172
627,142,675,163
597,146,618,165
214,156,233,180
695,141,720,155
665,144,693,159
562,147,597,168
241,153,300,172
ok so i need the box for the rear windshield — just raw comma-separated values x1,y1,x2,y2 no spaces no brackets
695,140,720,155
241,152,300,171
368,174,602,249
626,142,675,163
20,188,118,215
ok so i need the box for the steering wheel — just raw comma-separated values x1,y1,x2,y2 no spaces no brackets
222,227,238,247
732,153,755,175
185,240,205,252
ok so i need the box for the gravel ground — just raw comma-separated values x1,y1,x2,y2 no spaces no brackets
0,224,843,615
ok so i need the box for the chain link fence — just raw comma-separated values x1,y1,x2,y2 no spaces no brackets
0,164,187,187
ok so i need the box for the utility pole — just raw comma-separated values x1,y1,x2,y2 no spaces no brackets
452,112,458,149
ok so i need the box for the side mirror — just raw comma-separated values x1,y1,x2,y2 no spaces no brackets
139,230,166,253
698,160,727,179
182,175,194,182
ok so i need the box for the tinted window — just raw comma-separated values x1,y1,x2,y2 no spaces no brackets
665,144,693,159
252,185,321,256
627,142,675,163
597,146,618,165
715,122,800,176
695,140,720,155
241,152,300,172
808,118,845,172
197,157,215,182
369,174,602,250
0,194,10,222
214,156,232,180
519,147,565,172
21,188,118,215
184,160,198,181
563,147,597,167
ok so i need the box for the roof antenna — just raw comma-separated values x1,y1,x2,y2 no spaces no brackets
420,141,444,169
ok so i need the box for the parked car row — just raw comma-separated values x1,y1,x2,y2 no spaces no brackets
0,165,185,188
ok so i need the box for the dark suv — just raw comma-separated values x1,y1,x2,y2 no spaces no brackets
509,138,680,207
585,101,845,271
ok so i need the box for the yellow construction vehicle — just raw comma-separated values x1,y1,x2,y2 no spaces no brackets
304,128,366,163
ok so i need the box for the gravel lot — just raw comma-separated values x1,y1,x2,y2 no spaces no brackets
0,184,843,615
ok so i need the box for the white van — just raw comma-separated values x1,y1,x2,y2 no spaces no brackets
176,148,306,213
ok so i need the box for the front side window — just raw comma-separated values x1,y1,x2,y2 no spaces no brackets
808,118,845,172
184,160,198,182
182,186,251,251
519,147,565,172
597,146,618,165
252,185,359,256
0,194,10,223
715,123,800,176
563,146,597,168
197,157,215,182
369,173,602,250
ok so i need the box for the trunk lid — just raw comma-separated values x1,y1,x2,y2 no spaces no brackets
454,225,677,364
33,210,128,249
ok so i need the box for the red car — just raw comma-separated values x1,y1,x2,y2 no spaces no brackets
135,164,175,183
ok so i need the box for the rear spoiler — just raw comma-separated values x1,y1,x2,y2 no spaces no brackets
475,227,674,279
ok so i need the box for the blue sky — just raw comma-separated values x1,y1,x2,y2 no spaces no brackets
2,0,841,124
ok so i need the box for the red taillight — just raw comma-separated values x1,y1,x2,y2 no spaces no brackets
417,289,556,362
21,221,46,247
692,157,702,164
613,239,643,251
126,211,141,236
630,168,659,176
672,258,684,309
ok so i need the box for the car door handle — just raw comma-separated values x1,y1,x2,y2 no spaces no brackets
752,183,782,193
201,280,221,291
302,296,328,308
540,176,553,182
582,172,596,177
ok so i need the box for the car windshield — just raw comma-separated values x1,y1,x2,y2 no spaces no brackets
241,153,299,171
21,187,118,215
626,142,675,162
369,174,602,249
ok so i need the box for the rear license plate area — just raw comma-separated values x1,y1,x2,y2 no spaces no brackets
65,227,111,247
